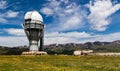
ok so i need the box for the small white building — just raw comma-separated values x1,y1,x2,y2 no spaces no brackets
73,51,82,55
73,50,93,56
82,50,93,55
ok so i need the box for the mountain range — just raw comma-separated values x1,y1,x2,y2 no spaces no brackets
0,40,120,55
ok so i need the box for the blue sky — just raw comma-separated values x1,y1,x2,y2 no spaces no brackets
0,0,120,47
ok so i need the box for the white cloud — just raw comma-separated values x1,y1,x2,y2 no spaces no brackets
1,29,120,46
0,36,28,47
40,7,54,16
0,17,7,23
4,28,25,36
0,0,7,9
0,0,20,10
48,0,60,7
0,10,19,23
61,15,82,30
41,0,120,32
64,9,74,14
40,0,60,16
0,12,8,23
40,0,86,31
0,0,19,23
88,0,120,31
5,10,19,18
45,31,90,38
45,31,120,45
0,28,27,47
44,31,90,45
60,0,69,4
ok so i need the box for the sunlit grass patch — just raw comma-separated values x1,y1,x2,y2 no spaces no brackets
0,55,120,71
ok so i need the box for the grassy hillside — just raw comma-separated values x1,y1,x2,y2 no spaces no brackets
0,55,120,71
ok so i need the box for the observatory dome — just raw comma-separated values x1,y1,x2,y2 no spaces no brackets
24,11,43,22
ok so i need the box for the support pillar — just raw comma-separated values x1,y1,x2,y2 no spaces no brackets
39,30,44,51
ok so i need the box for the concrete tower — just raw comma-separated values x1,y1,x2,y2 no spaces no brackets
22,11,47,55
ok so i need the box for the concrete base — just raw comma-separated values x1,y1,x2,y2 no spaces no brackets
21,51,47,55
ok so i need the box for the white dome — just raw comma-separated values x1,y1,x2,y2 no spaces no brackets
24,11,43,22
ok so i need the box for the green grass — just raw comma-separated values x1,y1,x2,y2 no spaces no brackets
0,55,120,71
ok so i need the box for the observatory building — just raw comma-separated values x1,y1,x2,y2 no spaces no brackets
22,11,47,55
